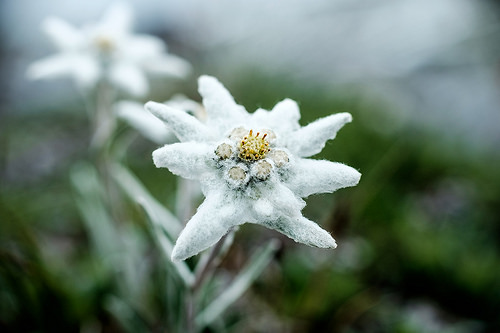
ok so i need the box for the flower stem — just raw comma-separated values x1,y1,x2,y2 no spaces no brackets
185,232,232,332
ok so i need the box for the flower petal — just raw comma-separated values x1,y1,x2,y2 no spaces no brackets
266,181,306,213
115,101,174,144
100,2,133,34
251,98,301,133
123,35,165,60
144,54,192,79
27,54,100,88
152,142,213,180
27,54,74,80
109,62,148,96
146,101,211,142
287,112,352,157
260,215,337,249
172,193,242,261
42,17,83,51
198,75,247,129
286,158,361,198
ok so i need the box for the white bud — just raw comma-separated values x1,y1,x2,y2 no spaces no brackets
227,166,247,182
215,143,233,159
229,127,248,141
252,160,273,180
267,150,289,167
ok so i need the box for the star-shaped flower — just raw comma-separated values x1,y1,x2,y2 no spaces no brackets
146,76,361,261
27,2,191,96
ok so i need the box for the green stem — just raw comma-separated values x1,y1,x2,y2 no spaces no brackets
185,232,232,333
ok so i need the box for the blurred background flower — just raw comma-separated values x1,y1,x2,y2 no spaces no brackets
26,2,191,97
1,0,500,332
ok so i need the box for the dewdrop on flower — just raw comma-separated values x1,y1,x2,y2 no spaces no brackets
27,2,191,96
146,75,361,261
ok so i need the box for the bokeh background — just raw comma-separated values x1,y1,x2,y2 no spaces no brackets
1,0,500,332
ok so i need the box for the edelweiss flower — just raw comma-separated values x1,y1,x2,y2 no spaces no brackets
27,2,191,96
146,76,361,261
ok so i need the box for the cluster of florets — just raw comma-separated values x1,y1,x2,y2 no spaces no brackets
215,127,290,187
238,129,270,161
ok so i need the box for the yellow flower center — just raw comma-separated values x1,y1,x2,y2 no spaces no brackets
94,36,115,53
238,130,270,161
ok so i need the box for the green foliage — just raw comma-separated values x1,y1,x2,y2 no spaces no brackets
1,70,499,332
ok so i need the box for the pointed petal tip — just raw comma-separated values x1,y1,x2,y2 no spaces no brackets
341,112,353,123
274,98,300,114
151,147,165,168
331,238,338,249
198,74,217,86
279,97,298,106
316,231,337,249
171,245,190,261
350,168,362,186
329,112,352,126
171,234,211,261
144,100,163,113
335,164,361,189
318,233,337,249
302,232,337,249
197,75,231,97
145,101,179,120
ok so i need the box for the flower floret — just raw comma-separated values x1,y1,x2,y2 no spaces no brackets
238,130,271,161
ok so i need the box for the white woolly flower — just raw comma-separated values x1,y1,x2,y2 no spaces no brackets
115,95,204,144
27,2,191,96
146,76,361,261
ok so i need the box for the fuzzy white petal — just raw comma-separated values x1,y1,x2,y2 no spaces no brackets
115,101,174,144
123,35,165,60
42,17,83,51
109,62,148,96
253,199,274,217
144,55,192,78
260,215,337,249
100,1,133,34
266,181,306,213
172,193,242,261
286,158,361,198
27,55,74,80
152,142,213,179
27,54,100,87
198,75,247,128
146,101,211,142
287,113,352,157
252,98,301,133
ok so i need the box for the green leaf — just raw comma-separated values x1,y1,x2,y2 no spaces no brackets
111,163,183,239
138,196,195,286
195,239,279,327
105,296,151,333
70,162,119,259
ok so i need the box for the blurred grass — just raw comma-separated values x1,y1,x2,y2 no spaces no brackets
1,69,500,332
